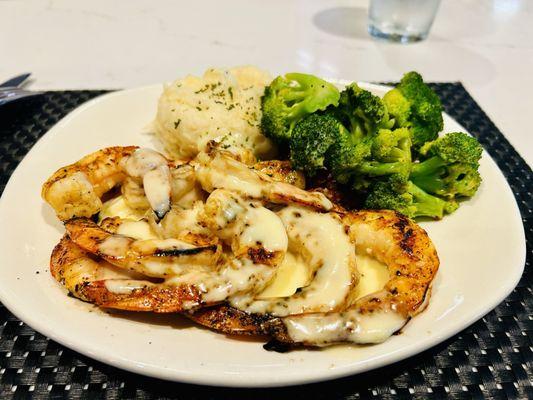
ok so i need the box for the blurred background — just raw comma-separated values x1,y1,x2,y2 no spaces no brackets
1,0,531,165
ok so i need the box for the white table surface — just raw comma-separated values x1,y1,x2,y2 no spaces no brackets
2,0,532,166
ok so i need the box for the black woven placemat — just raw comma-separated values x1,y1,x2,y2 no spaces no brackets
0,84,531,399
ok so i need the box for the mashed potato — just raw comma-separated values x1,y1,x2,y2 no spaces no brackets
155,66,276,160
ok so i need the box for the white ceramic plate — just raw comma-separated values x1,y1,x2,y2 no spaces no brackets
0,83,525,387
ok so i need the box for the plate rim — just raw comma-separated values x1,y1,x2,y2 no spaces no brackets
0,83,526,387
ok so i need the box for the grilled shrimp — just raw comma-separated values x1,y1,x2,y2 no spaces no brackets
50,235,178,306
253,160,305,189
187,305,271,336
46,146,439,347
52,233,209,312
168,164,206,209
42,147,203,221
51,235,101,302
264,210,439,346
52,235,205,312
154,201,212,240
230,206,358,316
195,151,332,211
55,190,288,312
42,146,138,221
65,218,222,278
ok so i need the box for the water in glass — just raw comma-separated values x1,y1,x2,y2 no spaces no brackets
368,0,441,43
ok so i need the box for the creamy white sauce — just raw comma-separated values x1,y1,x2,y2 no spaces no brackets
143,165,171,219
282,309,407,346
230,206,356,316
272,238,408,345
104,280,154,294
163,191,288,304
95,260,147,280
122,148,171,218
141,259,193,277
98,236,132,258
116,220,158,240
98,227,218,278
166,258,275,304
195,152,332,211
201,260,262,303
123,148,168,178
99,196,146,222
211,192,246,234
157,202,208,239
131,238,197,255
240,206,287,253
195,152,264,198
204,189,287,254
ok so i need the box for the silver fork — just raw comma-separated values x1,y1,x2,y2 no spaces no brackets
0,73,43,106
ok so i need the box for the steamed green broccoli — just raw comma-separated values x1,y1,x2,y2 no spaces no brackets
364,127,412,176
328,127,412,189
364,175,458,219
325,84,398,186
383,71,443,149
328,129,372,185
364,131,482,218
261,73,340,143
289,113,344,176
259,70,482,221
335,83,394,140
410,132,483,199
285,84,398,183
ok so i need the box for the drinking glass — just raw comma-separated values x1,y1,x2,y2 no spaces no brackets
368,0,441,43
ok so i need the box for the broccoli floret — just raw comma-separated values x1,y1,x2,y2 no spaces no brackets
383,71,444,149
364,131,481,219
365,175,458,219
410,132,483,199
419,131,483,164
328,130,372,185
261,73,340,143
364,127,412,175
335,83,394,140
289,114,344,176
328,127,412,189
326,84,399,186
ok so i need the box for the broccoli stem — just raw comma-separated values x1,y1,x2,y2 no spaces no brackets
407,181,447,219
358,162,407,176
411,175,445,195
410,156,446,178
345,116,366,142
410,156,449,196
379,144,411,163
